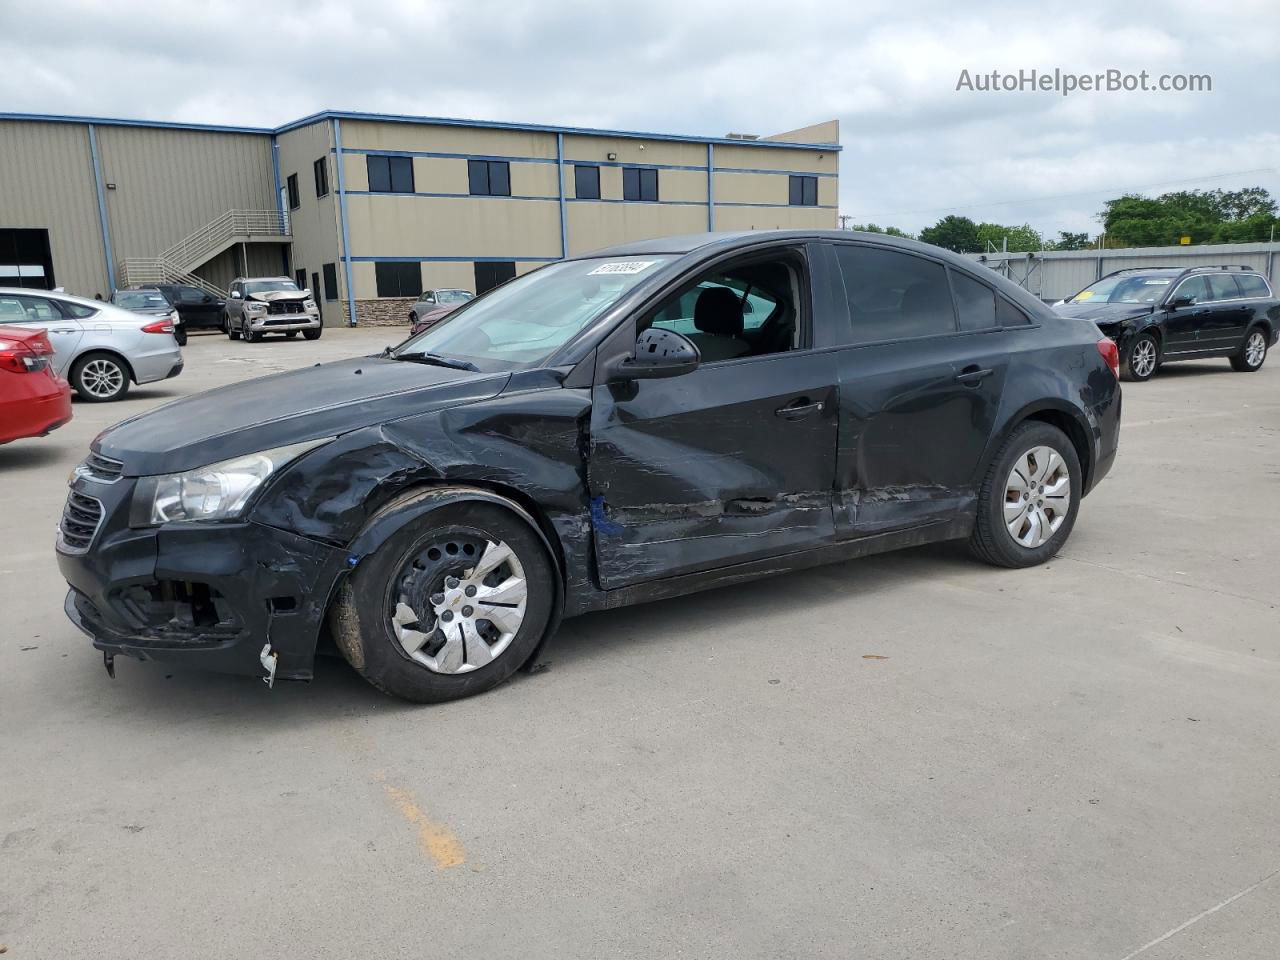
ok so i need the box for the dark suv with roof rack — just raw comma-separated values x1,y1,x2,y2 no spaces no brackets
1054,265,1279,381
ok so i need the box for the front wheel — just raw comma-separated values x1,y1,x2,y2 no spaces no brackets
968,422,1081,568
303,323,322,341
226,314,241,340
331,500,554,703
1122,332,1159,382
1230,327,1268,372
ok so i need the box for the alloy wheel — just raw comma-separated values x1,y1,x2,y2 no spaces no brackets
1245,331,1266,367
1131,337,1157,378
80,358,125,398
1003,445,1072,549
389,536,528,674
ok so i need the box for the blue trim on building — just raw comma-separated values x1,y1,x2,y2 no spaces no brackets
556,132,568,259
707,144,715,231
333,118,357,327
86,124,116,292
714,166,838,178
719,202,838,210
0,110,839,153
352,256,560,264
270,136,283,220
345,190,558,202
565,198,706,207
335,147,558,164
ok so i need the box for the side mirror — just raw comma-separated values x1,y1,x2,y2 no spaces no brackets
202,294,213,303
230,291,242,299
1168,295,1193,309
606,328,700,381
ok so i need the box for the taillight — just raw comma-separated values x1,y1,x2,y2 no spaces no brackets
141,320,175,334
0,338,49,374
1097,338,1119,379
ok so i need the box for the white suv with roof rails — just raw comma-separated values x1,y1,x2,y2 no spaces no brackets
223,277,322,342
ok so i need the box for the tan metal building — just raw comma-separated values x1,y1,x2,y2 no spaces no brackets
0,110,840,324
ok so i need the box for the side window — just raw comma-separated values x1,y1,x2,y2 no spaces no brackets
1171,275,1208,304
574,165,600,200
832,245,956,343
468,160,511,197
59,300,97,319
1236,274,1270,299
622,167,658,202
950,270,996,331
996,297,1031,326
11,295,61,323
646,256,798,362
367,155,414,193
1207,274,1242,301
788,175,818,206
230,282,242,298
0,296,28,323
286,173,300,210
313,157,329,198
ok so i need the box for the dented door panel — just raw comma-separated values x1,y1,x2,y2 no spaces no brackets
588,351,840,589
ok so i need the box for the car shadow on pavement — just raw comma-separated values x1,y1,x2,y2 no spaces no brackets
0,443,67,470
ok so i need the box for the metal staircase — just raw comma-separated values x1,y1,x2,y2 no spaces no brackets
117,209,291,295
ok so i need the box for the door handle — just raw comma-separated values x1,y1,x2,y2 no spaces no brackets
775,398,825,419
51,328,76,334
956,366,993,386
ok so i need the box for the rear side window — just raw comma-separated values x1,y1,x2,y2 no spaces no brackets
950,270,996,331
832,245,956,343
1236,274,1270,298
1207,274,1241,301
59,300,97,318
997,297,1031,326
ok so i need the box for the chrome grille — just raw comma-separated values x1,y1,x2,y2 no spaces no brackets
267,299,306,315
81,451,124,483
57,491,104,554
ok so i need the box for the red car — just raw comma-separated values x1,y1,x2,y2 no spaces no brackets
0,325,72,444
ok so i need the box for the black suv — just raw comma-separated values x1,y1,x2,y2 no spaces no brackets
150,283,226,332
57,230,1121,704
1054,266,1278,381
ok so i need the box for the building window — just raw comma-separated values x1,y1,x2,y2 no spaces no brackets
623,167,658,202
286,173,300,210
574,165,600,200
367,155,414,194
374,262,423,298
789,175,818,206
468,159,511,197
313,157,329,198
322,263,338,301
0,228,54,290
474,261,516,294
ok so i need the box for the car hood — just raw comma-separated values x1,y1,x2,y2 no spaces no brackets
95,357,511,476
1054,302,1155,324
246,291,308,302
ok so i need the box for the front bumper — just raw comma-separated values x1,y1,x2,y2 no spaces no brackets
56,474,347,679
246,313,321,332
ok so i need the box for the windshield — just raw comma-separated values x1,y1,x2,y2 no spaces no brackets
244,280,300,295
437,289,473,304
394,257,668,368
1068,274,1174,305
112,291,170,310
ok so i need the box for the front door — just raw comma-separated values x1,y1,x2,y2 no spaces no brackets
825,242,1010,535
588,248,839,589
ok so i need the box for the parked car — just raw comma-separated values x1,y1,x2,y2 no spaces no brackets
0,288,182,401
112,287,186,345
223,277,322,342
57,230,1120,702
1054,266,1278,381
408,289,473,328
0,325,72,443
150,283,225,331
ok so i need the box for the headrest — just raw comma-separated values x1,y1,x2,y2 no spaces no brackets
693,287,745,337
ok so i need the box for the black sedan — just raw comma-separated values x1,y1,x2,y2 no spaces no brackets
1054,266,1278,381
57,230,1121,703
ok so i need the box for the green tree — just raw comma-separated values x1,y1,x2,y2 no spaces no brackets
975,222,1042,252
848,223,914,239
1100,187,1278,246
1050,231,1090,250
919,215,980,253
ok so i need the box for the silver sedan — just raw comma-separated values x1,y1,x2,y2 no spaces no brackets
0,287,183,402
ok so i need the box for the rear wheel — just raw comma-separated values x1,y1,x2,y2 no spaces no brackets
1122,332,1159,382
331,501,554,703
70,351,130,402
969,422,1081,568
1230,327,1268,372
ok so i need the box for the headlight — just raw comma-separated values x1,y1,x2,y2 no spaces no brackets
244,302,267,314
304,299,317,311
130,439,332,525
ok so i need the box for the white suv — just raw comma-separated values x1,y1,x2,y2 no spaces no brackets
224,277,322,342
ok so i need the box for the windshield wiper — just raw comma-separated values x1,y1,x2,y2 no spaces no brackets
390,351,479,372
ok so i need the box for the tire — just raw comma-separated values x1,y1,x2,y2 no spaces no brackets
284,330,298,339
409,312,418,324
175,327,188,347
1230,326,1268,372
70,351,131,402
1122,332,1159,382
304,323,322,341
331,500,554,703
247,329,263,343
226,315,241,341
968,421,1081,569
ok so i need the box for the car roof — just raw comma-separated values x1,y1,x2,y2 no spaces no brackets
234,276,292,282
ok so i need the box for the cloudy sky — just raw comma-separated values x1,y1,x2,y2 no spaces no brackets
2,0,1276,238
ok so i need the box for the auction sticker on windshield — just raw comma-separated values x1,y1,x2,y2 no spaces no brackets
588,260,658,276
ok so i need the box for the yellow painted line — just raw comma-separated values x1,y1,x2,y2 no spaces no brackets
376,776,465,869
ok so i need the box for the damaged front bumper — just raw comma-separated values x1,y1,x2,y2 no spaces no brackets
57,478,347,680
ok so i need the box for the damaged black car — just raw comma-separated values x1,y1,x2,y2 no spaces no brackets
57,230,1121,703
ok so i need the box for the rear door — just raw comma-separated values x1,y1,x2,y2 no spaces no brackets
587,244,840,588
2,294,83,376
1201,273,1252,350
824,242,1011,536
